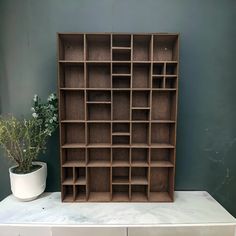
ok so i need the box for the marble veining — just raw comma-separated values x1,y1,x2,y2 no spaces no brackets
0,191,235,226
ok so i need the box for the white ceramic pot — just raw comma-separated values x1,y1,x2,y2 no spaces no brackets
9,161,47,201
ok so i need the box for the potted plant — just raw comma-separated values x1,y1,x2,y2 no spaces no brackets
0,93,58,201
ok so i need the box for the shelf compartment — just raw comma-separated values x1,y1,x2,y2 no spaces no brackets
151,123,175,146
152,91,176,120
87,64,111,88
59,34,84,61
112,123,130,133
112,167,129,184
88,167,110,201
60,91,85,120
61,123,85,146
88,123,111,144
131,167,148,184
62,185,74,202
112,63,131,75
132,123,149,145
133,35,151,61
112,136,130,145
131,185,148,201
112,185,129,201
87,103,111,120
165,76,177,88
113,91,130,120
59,64,84,88
74,167,86,185
153,35,178,61
132,91,150,107
87,148,111,167
112,76,131,88
132,109,149,121
165,63,178,75
62,167,74,185
150,148,174,167
86,34,111,61
112,50,131,61
153,63,164,75
132,64,151,88
75,185,86,201
62,148,86,167
131,148,149,166
87,90,111,102
153,76,164,88
112,148,130,166
150,167,173,202
112,34,131,47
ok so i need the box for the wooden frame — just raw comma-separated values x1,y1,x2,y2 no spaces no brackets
58,33,179,202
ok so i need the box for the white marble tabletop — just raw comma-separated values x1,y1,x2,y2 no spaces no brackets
0,191,235,226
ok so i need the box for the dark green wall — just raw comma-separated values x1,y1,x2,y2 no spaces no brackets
0,0,236,216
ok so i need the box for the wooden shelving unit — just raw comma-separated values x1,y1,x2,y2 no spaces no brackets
58,33,179,202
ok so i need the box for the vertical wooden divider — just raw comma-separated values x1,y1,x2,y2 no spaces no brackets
110,34,113,201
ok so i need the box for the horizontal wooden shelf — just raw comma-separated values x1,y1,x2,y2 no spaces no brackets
131,176,148,185
149,192,172,202
62,160,86,167
62,177,74,185
112,46,131,50
112,73,131,77
131,192,148,202
87,160,111,167
88,192,111,202
59,88,176,91
86,101,111,104
112,192,129,202
75,177,86,185
112,132,130,136
131,161,149,167
112,177,129,184
62,143,86,148
132,107,150,110
150,161,174,167
112,160,130,167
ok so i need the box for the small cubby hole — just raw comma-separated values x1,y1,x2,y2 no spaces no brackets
112,35,131,47
62,167,73,184
74,167,86,184
59,34,84,61
132,123,149,145
75,185,86,201
153,77,164,88
132,110,149,121
112,63,131,75
87,148,111,165
151,123,175,145
112,148,130,165
153,63,164,75
132,64,151,88
112,76,131,88
61,123,85,145
88,167,111,200
112,185,129,201
112,123,130,133
150,149,174,165
153,35,178,61
132,91,150,107
60,91,85,120
86,34,111,61
60,64,84,88
62,185,74,201
87,64,111,88
87,90,111,102
131,167,148,183
112,167,129,183
131,185,148,201
151,91,176,120
87,123,111,145
166,63,178,75
165,77,177,88
133,35,151,61
112,50,131,61
112,136,130,145
87,104,111,120
62,148,85,166
131,148,149,165
113,91,130,120
150,167,171,193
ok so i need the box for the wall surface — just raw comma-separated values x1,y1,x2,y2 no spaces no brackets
0,0,235,216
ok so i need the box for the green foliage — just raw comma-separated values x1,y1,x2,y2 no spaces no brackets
0,93,58,174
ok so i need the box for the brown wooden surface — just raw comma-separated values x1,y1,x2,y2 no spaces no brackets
58,33,179,202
